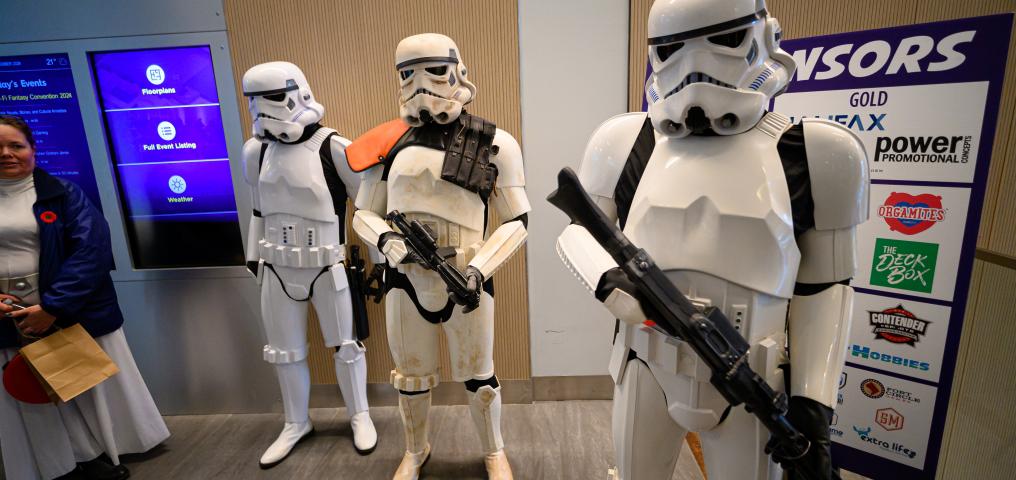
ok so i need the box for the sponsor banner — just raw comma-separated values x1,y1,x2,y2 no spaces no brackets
849,293,950,382
775,82,986,183
855,185,970,300
771,14,1012,479
835,366,937,470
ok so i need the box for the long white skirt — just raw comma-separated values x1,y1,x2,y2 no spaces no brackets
0,327,170,480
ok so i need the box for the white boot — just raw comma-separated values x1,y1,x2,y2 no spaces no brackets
350,411,377,455
260,361,313,469
334,342,377,454
469,385,513,480
393,391,432,480
260,421,313,469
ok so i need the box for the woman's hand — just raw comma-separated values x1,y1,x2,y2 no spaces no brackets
0,293,22,314
9,305,56,336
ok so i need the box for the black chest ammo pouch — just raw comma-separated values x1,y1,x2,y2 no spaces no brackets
441,113,499,201
382,112,499,202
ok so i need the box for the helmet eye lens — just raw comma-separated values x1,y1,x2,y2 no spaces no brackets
400,69,414,81
655,42,684,63
262,92,287,102
425,66,448,76
708,28,748,48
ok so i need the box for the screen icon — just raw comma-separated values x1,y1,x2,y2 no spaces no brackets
157,121,176,141
146,64,165,85
168,175,187,194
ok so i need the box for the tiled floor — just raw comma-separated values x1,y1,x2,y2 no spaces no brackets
1,400,873,479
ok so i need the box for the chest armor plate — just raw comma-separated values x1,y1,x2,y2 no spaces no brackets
259,129,337,224
387,146,486,232
623,120,801,299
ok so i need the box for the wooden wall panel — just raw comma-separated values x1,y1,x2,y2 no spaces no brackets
629,2,1016,478
628,0,652,112
939,260,1016,479
224,0,531,383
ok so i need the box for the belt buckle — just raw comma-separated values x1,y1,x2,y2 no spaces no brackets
2,275,37,298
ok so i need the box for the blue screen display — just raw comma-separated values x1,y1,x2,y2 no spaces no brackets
0,53,102,208
91,46,243,269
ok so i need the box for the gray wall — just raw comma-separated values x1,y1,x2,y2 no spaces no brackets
519,0,631,377
0,0,226,44
1,0,280,415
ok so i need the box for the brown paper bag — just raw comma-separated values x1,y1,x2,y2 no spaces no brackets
19,324,120,403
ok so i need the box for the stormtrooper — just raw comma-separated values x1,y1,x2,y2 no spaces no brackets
240,61,377,468
555,1,869,479
347,34,529,480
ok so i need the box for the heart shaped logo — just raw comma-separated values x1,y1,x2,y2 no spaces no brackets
877,192,944,235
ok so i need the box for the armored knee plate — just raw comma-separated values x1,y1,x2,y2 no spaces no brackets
264,343,309,364
391,370,440,393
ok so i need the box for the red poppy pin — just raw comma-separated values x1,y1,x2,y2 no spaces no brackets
39,211,58,224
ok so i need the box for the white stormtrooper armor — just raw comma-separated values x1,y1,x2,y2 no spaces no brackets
556,2,869,479
241,61,377,469
349,34,529,480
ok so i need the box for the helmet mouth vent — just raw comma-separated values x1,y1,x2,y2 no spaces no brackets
664,72,735,99
718,113,739,129
684,107,711,134
407,88,447,102
662,119,683,135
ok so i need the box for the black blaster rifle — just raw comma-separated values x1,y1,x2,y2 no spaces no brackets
547,167,814,471
386,210,480,313
345,245,372,340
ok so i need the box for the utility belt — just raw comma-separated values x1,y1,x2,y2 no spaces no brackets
258,240,345,268
612,313,785,386
383,264,494,325
0,273,39,301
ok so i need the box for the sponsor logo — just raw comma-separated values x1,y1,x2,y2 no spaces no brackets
878,193,945,235
861,378,886,398
886,387,922,405
870,238,939,293
853,425,918,459
789,113,886,131
869,305,930,346
830,427,844,438
792,31,976,81
876,408,905,431
840,372,848,389
850,344,931,371
874,135,973,163
837,392,844,406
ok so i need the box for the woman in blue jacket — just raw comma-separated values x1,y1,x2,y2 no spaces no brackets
0,115,169,480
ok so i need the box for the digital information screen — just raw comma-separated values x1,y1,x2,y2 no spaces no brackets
90,46,243,269
0,53,102,208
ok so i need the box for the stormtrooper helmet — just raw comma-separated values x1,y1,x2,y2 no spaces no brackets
645,0,796,137
242,61,324,142
395,33,477,126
